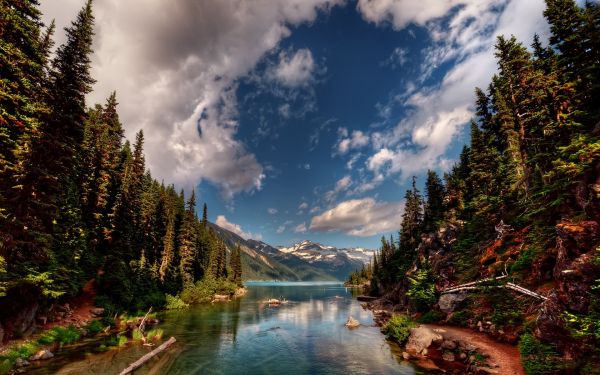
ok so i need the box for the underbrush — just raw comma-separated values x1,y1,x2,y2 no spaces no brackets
518,333,563,375
384,315,416,344
179,277,238,305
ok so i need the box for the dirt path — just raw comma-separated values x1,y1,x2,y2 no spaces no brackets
423,324,525,375
43,279,97,330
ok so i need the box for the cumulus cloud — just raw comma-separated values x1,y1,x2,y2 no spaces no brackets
268,208,278,214
276,225,286,234
310,198,403,237
298,202,309,210
40,0,342,198
354,0,549,180
294,222,308,233
268,48,317,87
336,127,370,154
216,215,262,241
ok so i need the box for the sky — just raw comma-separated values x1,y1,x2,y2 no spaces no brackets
40,0,551,249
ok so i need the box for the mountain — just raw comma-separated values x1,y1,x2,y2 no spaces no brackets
208,224,337,281
277,240,368,280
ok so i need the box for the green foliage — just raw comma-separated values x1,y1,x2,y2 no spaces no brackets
37,326,81,346
131,329,144,341
418,310,445,324
518,333,562,375
165,294,189,309
117,334,128,347
449,310,472,326
85,320,104,335
146,328,164,341
406,265,437,313
180,277,238,305
384,315,416,344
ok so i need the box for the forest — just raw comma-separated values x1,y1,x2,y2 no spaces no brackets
348,0,599,373
0,0,243,343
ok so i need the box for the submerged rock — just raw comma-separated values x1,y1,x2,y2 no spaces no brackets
345,316,360,328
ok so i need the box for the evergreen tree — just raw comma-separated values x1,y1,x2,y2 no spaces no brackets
178,191,197,286
399,177,424,257
230,244,243,286
423,170,445,233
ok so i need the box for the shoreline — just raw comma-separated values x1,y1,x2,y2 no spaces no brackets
362,297,525,375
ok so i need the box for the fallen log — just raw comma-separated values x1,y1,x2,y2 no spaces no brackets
118,336,176,375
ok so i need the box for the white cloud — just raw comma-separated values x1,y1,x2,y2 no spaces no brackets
298,202,309,210
40,0,342,198
354,0,549,181
268,208,278,215
324,175,353,202
216,215,262,241
336,128,370,154
268,48,317,87
276,225,286,234
310,198,403,237
294,222,308,233
381,47,408,69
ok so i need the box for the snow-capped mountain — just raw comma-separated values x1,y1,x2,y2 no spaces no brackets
278,240,374,264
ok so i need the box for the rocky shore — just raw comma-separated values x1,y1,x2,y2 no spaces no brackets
363,300,524,375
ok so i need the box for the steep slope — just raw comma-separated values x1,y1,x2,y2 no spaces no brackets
208,223,300,281
277,240,367,281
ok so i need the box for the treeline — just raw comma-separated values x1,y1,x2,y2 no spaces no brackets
359,0,599,366
0,0,242,322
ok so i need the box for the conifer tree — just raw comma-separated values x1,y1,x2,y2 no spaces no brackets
399,177,424,257
178,191,197,286
423,170,445,234
230,244,243,286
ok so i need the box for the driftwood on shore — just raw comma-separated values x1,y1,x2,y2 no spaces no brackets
118,336,176,375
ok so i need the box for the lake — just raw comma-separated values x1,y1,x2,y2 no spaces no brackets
28,282,430,374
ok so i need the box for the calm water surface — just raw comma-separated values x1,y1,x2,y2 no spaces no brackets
28,282,432,374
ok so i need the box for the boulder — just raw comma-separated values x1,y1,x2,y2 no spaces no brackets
90,307,105,317
405,326,443,354
442,351,455,362
345,316,360,328
438,292,467,313
441,339,457,350
15,358,30,367
30,349,54,361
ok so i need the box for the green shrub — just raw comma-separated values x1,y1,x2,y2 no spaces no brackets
131,329,144,341
85,320,104,335
146,328,164,341
419,310,445,324
117,335,128,347
518,333,562,375
384,315,416,344
38,326,81,346
406,266,437,313
449,310,472,326
165,294,189,309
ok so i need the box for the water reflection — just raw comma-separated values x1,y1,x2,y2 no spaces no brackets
28,282,432,375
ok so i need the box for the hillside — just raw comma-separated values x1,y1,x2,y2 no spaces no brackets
208,224,340,281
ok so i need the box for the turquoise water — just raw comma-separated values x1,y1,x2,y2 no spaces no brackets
28,282,429,374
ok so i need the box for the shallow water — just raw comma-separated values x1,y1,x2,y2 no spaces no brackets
28,282,432,374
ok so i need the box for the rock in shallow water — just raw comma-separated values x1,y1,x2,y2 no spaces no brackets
345,316,360,328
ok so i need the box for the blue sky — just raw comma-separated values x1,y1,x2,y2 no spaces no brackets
41,0,551,249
